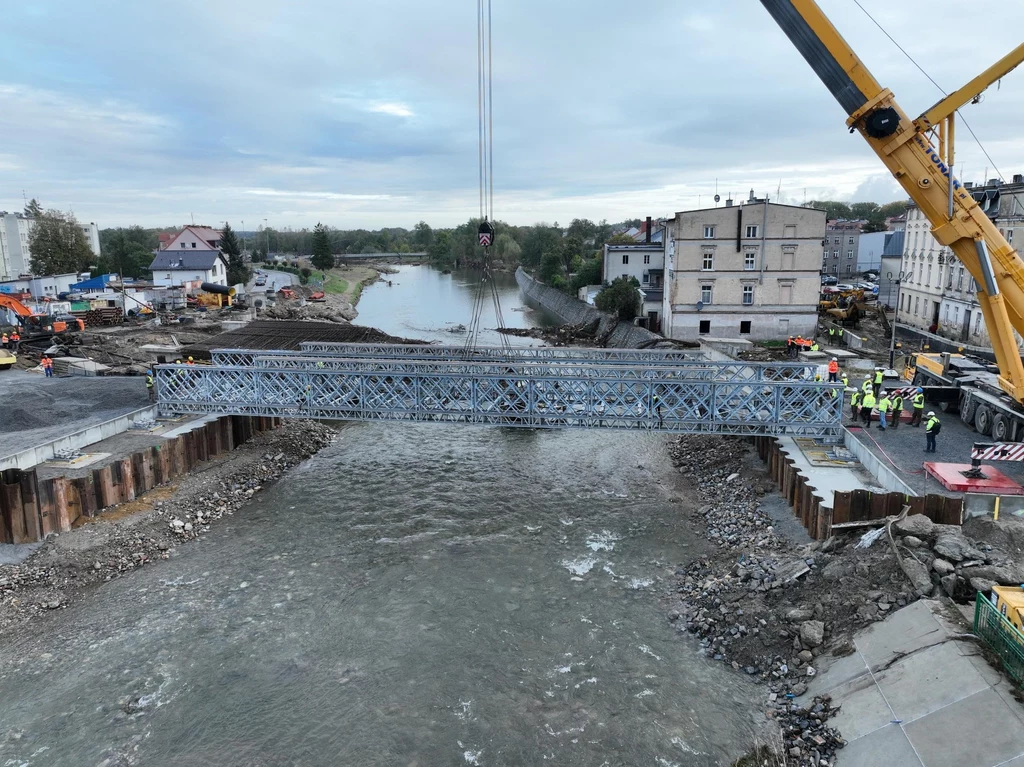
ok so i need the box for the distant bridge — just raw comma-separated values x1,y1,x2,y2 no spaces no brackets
155,344,843,437
333,252,427,262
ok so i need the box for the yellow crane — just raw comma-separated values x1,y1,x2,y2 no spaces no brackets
762,0,1024,439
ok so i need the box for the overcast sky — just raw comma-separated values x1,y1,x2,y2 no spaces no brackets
1,0,1022,230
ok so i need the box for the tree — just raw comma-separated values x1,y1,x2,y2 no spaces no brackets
807,201,853,220
539,248,562,284
560,235,584,277
494,232,521,268
570,253,604,294
521,225,561,269
310,222,334,272
24,198,43,217
606,233,638,245
413,221,434,250
567,218,596,243
97,227,156,279
220,222,251,286
28,210,94,275
427,230,454,270
595,276,641,321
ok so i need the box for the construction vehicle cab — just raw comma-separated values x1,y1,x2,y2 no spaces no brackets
990,586,1024,636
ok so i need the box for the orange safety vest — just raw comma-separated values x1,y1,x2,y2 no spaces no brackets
828,360,839,374
42,358,52,369
1,335,7,344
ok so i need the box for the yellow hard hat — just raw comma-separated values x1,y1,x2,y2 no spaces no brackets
188,356,194,361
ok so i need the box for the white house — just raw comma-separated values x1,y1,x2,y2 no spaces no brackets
602,240,665,331
161,225,222,252
150,250,229,288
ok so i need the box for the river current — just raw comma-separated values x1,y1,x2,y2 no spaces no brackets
0,266,761,766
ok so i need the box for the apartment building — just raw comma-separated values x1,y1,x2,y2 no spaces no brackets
663,193,825,341
821,219,864,277
0,212,101,280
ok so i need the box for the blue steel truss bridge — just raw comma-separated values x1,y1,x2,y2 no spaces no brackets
155,344,843,437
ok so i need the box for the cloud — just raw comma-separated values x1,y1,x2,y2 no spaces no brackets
367,102,415,118
0,0,1022,228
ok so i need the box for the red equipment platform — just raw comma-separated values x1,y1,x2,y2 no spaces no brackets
924,463,1024,495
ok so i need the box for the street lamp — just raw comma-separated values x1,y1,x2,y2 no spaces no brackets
241,219,245,254
264,218,269,261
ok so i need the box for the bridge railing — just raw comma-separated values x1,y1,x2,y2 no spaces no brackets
210,346,816,383
154,361,843,436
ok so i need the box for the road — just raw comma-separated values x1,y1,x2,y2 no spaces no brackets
246,268,297,295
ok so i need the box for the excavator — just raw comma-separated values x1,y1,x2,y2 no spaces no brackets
762,0,1024,442
0,294,85,338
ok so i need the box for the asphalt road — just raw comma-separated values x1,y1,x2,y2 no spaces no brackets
247,268,297,295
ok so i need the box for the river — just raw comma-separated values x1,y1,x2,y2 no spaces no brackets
355,264,559,346
0,266,762,766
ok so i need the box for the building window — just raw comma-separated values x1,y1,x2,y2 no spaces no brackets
740,320,752,334
957,267,964,290
643,254,650,265
969,278,976,294
915,296,920,315
744,252,756,270
833,237,840,245
1008,229,1014,244
849,237,855,244
622,254,629,265
944,304,950,322
702,253,714,271
832,250,839,259
641,272,649,285
946,267,953,289
703,226,715,239
976,313,982,334
847,250,854,259
742,285,754,305
955,306,960,324
700,284,713,304
699,319,711,335
926,265,932,286
745,225,759,238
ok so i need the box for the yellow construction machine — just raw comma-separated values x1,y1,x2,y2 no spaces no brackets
763,0,1024,440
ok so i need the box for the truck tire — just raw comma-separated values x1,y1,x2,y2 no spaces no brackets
975,405,994,436
992,413,1014,443
960,398,978,426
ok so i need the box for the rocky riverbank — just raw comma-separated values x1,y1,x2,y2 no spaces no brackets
666,436,909,766
0,421,336,637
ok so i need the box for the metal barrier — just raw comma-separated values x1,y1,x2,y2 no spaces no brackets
155,357,844,436
974,592,1024,684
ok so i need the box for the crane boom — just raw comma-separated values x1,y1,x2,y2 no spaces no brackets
761,0,1024,404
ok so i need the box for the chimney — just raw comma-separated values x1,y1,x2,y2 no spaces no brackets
749,189,755,202
645,216,652,244
725,197,733,208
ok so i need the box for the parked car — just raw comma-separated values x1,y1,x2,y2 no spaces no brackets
835,283,855,291
820,275,838,285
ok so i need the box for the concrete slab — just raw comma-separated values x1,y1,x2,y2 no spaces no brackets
874,641,991,724
777,436,887,511
806,651,869,697
904,687,1024,767
834,721,922,767
854,601,945,671
826,673,894,742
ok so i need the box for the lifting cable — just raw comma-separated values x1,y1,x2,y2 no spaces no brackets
464,0,512,357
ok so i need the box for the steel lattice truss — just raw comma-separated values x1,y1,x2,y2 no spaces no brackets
156,353,843,436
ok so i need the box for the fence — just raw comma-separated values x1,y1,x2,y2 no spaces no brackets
0,415,279,545
974,592,1024,684
755,436,832,539
832,490,963,527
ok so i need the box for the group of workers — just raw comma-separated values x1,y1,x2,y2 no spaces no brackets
787,326,847,360
843,369,941,450
1,331,21,351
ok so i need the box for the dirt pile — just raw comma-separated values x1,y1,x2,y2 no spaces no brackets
260,302,355,322
0,421,336,636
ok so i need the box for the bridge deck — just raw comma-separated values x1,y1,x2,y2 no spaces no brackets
156,346,843,437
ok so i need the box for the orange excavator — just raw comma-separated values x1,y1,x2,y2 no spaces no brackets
0,294,85,338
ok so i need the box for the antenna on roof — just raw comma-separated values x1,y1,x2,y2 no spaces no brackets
191,212,195,225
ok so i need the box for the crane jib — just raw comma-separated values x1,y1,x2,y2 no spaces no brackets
914,135,963,192
759,0,868,116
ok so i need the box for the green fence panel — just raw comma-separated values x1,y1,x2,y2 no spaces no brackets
974,592,1024,684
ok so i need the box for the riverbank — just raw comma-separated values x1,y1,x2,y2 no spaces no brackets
0,421,336,637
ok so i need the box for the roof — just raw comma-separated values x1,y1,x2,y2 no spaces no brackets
150,250,225,270
882,230,905,258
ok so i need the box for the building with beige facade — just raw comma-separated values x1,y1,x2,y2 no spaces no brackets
897,175,1023,347
662,194,825,341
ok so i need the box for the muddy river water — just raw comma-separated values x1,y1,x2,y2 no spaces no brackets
0,267,761,766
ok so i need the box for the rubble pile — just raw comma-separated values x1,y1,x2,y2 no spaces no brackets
0,422,336,634
666,435,917,766
889,513,1024,600
497,319,601,345
260,302,355,322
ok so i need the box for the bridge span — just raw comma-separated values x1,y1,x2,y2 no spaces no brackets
155,344,843,437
